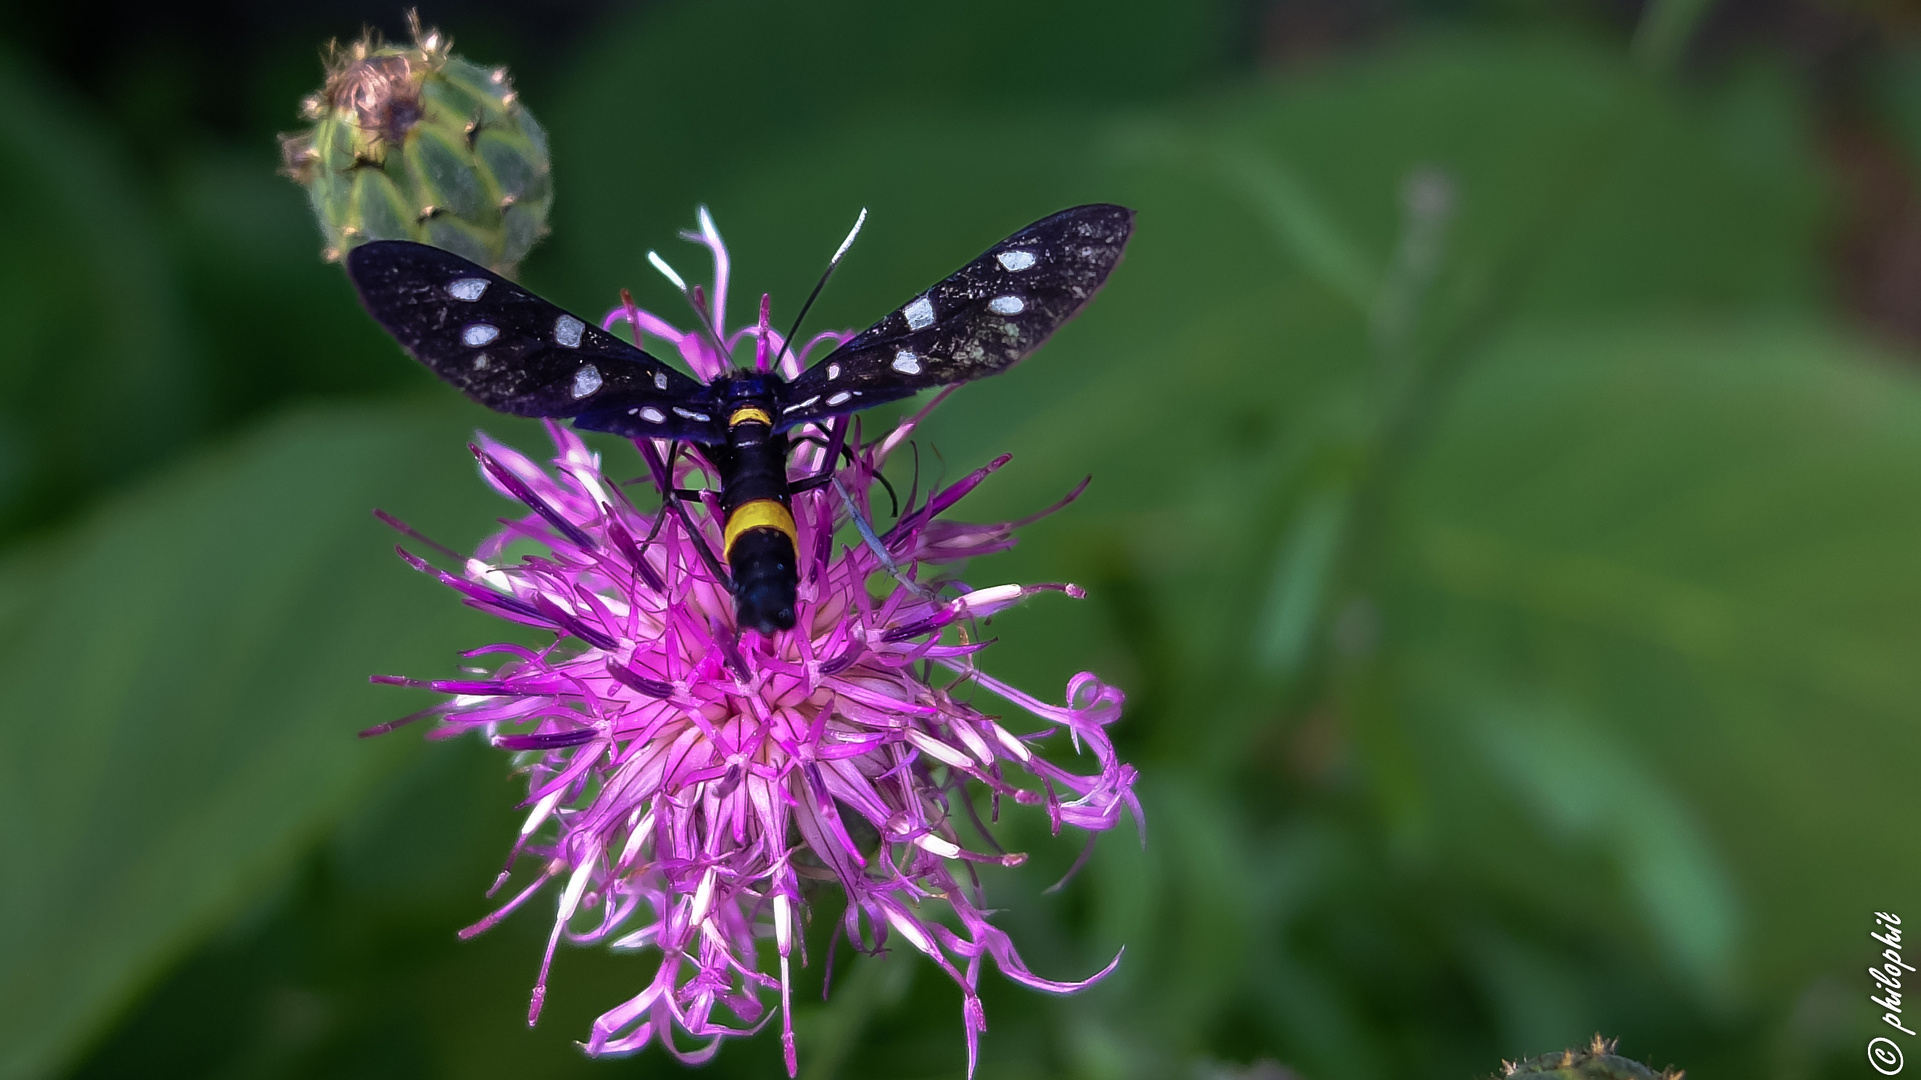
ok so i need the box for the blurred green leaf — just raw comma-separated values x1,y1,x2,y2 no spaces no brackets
1630,0,1719,76
796,951,917,1080
1105,130,1380,310
1462,696,1741,1000
0,46,197,542
166,150,437,424
537,0,1240,302
1394,318,1921,1007
0,397,539,1080
1868,45,1921,175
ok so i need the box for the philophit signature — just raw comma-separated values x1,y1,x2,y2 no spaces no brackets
1871,911,1913,1075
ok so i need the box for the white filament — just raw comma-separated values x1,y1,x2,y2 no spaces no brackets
646,250,688,292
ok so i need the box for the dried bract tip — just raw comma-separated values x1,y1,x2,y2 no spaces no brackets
1496,1035,1681,1080
276,132,320,184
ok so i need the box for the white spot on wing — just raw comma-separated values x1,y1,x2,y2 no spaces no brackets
988,295,1025,315
653,372,668,390
672,407,711,422
891,349,921,375
554,314,586,348
781,395,822,415
827,363,841,380
448,277,489,300
826,391,853,406
472,353,489,370
571,365,602,398
903,296,936,331
638,407,666,424
997,250,1036,272
463,323,500,347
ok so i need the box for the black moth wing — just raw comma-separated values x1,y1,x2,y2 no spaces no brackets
345,240,722,442
774,203,1134,432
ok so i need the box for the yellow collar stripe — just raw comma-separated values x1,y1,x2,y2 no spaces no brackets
723,499,798,558
729,406,774,428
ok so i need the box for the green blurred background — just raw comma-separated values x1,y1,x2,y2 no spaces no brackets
4,0,1921,1076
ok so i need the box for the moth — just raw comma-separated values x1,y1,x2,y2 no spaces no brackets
346,203,1134,634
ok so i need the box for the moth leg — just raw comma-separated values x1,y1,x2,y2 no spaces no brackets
792,416,851,488
789,474,833,494
635,438,733,587
661,443,726,541
637,494,672,546
870,468,900,519
790,415,856,494
791,415,901,519
672,494,733,589
643,486,733,587
630,442,683,557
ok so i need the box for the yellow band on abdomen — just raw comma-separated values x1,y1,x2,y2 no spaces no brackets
723,499,798,559
729,406,773,428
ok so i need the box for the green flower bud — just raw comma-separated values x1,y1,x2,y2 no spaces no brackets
1499,1036,1682,1080
279,14,551,275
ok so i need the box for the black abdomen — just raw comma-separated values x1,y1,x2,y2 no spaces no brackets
729,527,797,633
708,416,798,634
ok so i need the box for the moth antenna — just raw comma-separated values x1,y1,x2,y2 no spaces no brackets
830,206,869,264
778,207,867,372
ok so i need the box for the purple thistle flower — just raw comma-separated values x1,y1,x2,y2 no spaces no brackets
371,216,1142,1076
